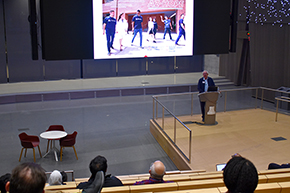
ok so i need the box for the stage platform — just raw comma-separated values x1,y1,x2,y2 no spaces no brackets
0,72,234,104
151,108,290,172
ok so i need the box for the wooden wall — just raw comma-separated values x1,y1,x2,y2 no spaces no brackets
220,0,290,89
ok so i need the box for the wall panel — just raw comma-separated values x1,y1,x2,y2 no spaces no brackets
118,58,146,76
0,0,7,83
148,57,174,75
5,0,43,82
83,59,116,78
44,60,81,80
220,0,290,89
176,55,203,73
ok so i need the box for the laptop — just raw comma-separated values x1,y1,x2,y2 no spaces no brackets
216,163,226,171
208,86,218,92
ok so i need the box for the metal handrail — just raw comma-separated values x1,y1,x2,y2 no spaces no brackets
152,96,191,132
275,96,290,122
152,86,290,164
152,96,192,162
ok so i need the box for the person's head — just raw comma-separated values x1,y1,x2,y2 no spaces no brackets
118,13,124,21
48,170,62,186
223,156,258,193
165,16,168,20
149,160,166,180
202,70,208,79
89,155,108,177
137,10,141,15
149,17,152,21
109,10,115,17
60,171,67,183
0,173,11,193
6,162,46,193
180,13,185,19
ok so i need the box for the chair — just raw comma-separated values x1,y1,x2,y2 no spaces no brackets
59,131,78,161
19,132,42,162
46,125,65,153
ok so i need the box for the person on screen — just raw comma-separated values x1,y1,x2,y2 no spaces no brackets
160,15,173,41
153,18,158,40
131,10,143,48
103,10,117,56
133,160,172,185
175,13,185,45
197,70,216,122
116,13,128,51
146,17,155,43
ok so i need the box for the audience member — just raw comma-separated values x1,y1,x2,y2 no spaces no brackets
48,170,63,186
5,162,47,193
223,155,258,193
60,170,68,184
0,173,11,193
268,162,290,169
134,160,172,185
77,155,123,190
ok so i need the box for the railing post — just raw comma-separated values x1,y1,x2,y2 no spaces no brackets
174,118,176,143
189,130,192,164
261,89,264,109
153,97,155,119
191,93,193,116
275,99,279,122
224,91,227,112
156,97,158,119
255,88,258,109
162,107,164,129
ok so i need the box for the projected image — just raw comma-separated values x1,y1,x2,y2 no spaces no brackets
93,0,193,59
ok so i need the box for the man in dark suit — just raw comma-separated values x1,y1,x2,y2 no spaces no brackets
198,70,216,121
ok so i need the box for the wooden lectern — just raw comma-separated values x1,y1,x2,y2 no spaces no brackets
198,92,219,125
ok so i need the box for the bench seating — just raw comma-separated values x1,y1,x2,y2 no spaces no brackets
47,168,290,193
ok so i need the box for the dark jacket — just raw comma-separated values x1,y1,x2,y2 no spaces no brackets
198,77,215,93
77,174,123,189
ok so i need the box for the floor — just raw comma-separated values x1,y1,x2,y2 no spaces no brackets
0,72,257,180
0,72,220,179
154,109,290,172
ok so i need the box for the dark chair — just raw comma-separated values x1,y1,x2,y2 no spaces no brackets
19,132,42,162
59,131,78,161
46,125,65,153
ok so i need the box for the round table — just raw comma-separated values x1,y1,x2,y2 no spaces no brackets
40,131,67,161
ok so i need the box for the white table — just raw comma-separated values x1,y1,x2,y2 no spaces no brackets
40,131,67,161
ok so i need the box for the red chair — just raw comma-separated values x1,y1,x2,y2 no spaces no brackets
19,132,42,162
46,125,65,153
59,131,78,161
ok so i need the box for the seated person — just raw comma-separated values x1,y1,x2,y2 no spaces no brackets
134,160,172,185
5,162,47,193
268,162,290,169
48,170,63,185
223,154,258,193
77,155,123,190
0,173,11,193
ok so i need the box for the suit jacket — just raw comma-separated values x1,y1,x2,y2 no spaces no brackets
198,77,215,93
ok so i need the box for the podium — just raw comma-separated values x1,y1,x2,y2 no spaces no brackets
198,92,219,125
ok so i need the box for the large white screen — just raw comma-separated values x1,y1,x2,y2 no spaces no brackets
93,0,193,59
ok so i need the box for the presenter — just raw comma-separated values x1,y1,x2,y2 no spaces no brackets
198,70,216,122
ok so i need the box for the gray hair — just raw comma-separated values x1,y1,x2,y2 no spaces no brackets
150,161,166,179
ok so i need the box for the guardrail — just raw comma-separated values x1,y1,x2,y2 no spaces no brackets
152,87,290,164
